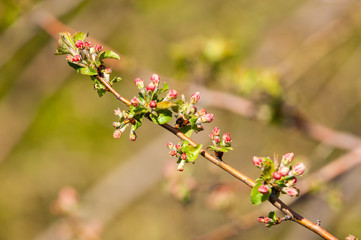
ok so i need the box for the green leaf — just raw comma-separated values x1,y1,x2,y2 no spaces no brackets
250,182,270,205
78,66,98,76
180,126,193,137
55,32,74,55
110,77,122,85
73,32,88,42
159,82,169,93
151,109,172,124
96,89,107,97
67,61,83,71
99,50,121,61
182,143,203,162
262,158,274,180
157,101,176,109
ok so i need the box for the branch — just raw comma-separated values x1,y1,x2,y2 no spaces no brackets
95,75,338,240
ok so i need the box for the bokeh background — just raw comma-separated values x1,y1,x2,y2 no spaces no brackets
1,0,361,239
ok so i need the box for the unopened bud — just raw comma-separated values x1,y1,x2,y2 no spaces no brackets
222,133,231,144
212,127,220,136
149,100,157,108
175,144,181,150
113,129,122,139
286,178,297,186
72,55,82,62
273,171,282,180
151,73,160,85
292,163,305,176
252,156,263,167
134,78,144,89
167,90,178,99
200,113,214,123
258,217,264,223
198,108,207,116
281,152,294,165
263,217,271,224
130,97,139,107
129,131,137,141
258,185,269,194
209,133,215,140
75,40,84,49
94,44,102,52
84,41,91,48
112,122,121,128
284,187,299,197
167,142,174,149
177,160,185,171
190,92,200,104
169,149,177,156
146,82,156,92
181,153,187,160
104,67,112,74
278,165,290,176
114,108,122,117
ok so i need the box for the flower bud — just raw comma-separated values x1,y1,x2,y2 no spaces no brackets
258,185,269,194
200,113,214,123
130,97,139,107
146,82,156,92
209,133,215,140
263,217,271,224
149,100,157,108
190,92,200,104
278,165,290,176
286,178,297,186
273,171,282,180
84,41,91,48
252,156,263,167
72,55,82,62
284,187,299,197
151,73,160,85
292,163,305,176
177,160,185,171
75,40,84,49
181,153,187,160
198,108,207,116
134,78,144,89
167,142,174,149
113,129,122,139
129,131,137,141
222,133,231,144
281,152,294,165
212,127,220,136
214,136,220,144
104,67,112,74
169,149,177,156
258,217,264,223
112,122,121,128
175,144,181,150
114,108,122,117
94,44,102,52
167,90,178,99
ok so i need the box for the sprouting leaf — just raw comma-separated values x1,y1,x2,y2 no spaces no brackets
250,181,270,205
157,101,176,109
110,77,122,85
180,126,193,137
96,88,107,97
73,32,88,42
79,66,98,76
182,142,203,162
150,109,172,124
262,157,274,180
159,82,169,93
99,50,121,61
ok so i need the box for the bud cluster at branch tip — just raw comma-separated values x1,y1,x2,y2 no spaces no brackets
208,127,233,160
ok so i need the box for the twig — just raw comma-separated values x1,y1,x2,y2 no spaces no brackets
95,75,338,240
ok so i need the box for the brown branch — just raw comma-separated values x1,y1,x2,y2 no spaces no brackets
95,75,338,240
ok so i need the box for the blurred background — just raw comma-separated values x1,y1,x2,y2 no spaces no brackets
1,0,361,239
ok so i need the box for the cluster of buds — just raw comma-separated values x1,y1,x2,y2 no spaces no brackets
112,108,137,141
174,92,214,131
257,211,283,228
207,127,233,160
167,142,189,171
251,153,306,206
131,74,178,111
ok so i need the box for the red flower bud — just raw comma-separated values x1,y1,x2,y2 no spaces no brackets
175,144,181,150
167,142,174,149
201,113,214,123
146,82,156,92
190,92,200,104
258,185,269,194
278,165,290,176
151,73,160,85
263,217,270,224
75,40,84,49
134,78,144,89
104,67,112,74
169,149,177,156
209,133,215,140
198,108,207,116
149,100,157,108
130,97,139,107
94,44,102,52
284,187,299,197
222,132,231,144
252,156,263,167
281,152,294,165
258,217,264,223
214,136,220,144
84,41,91,48
72,55,82,62
167,90,178,99
286,178,297,186
212,127,220,136
181,153,187,160
273,171,282,180
292,163,305,176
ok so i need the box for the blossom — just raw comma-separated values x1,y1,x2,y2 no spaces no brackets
190,91,200,104
252,156,263,167
75,40,84,49
281,152,294,165
94,44,102,52
130,97,139,107
146,82,156,92
292,163,306,176
284,187,299,197
149,100,157,108
151,73,160,85
258,185,269,194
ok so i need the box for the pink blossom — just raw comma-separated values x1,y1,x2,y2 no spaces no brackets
175,144,181,150
84,41,91,48
287,178,297,186
201,113,214,123
75,40,84,49
72,55,82,62
134,78,144,89
112,122,121,128
167,90,178,99
130,97,139,107
113,129,122,139
114,108,122,117
258,217,264,223
263,217,270,224
281,152,294,165
94,44,102,52
278,165,290,176
198,108,207,116
284,187,299,197
146,82,156,92
167,142,174,149
273,171,282,180
104,67,112,74
258,185,269,194
149,100,157,108
292,163,306,176
129,131,137,141
252,156,263,167
169,150,177,156
151,73,160,85
181,153,187,160
222,133,231,144
212,127,220,136
209,133,215,140
190,92,200,104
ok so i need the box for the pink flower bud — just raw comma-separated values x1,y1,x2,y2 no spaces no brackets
258,185,269,194
181,153,187,160
130,97,139,107
177,160,185,171
278,165,290,176
129,131,137,141
190,92,200,104
175,144,181,150
72,55,82,62
201,113,214,123
198,108,207,116
284,187,299,197
146,82,156,92
84,41,91,48
75,40,84,49
281,152,294,165
114,108,122,117
149,100,157,108
273,171,282,180
112,122,121,128
167,90,178,99
214,136,220,144
258,217,264,223
212,127,220,136
263,217,270,224
94,44,102,52
252,156,263,167
167,142,174,149
292,163,305,176
134,78,144,89
222,133,231,144
113,129,122,139
286,178,297,186
151,73,160,85
209,133,215,140
104,67,112,74
169,149,177,156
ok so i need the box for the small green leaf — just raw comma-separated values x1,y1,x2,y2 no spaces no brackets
250,182,270,205
182,143,203,162
262,158,274,179
151,109,172,124
110,77,122,85
73,32,88,42
99,50,121,61
79,66,98,76
268,211,278,223
96,89,107,97
159,82,169,93
180,126,193,137
157,101,176,109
